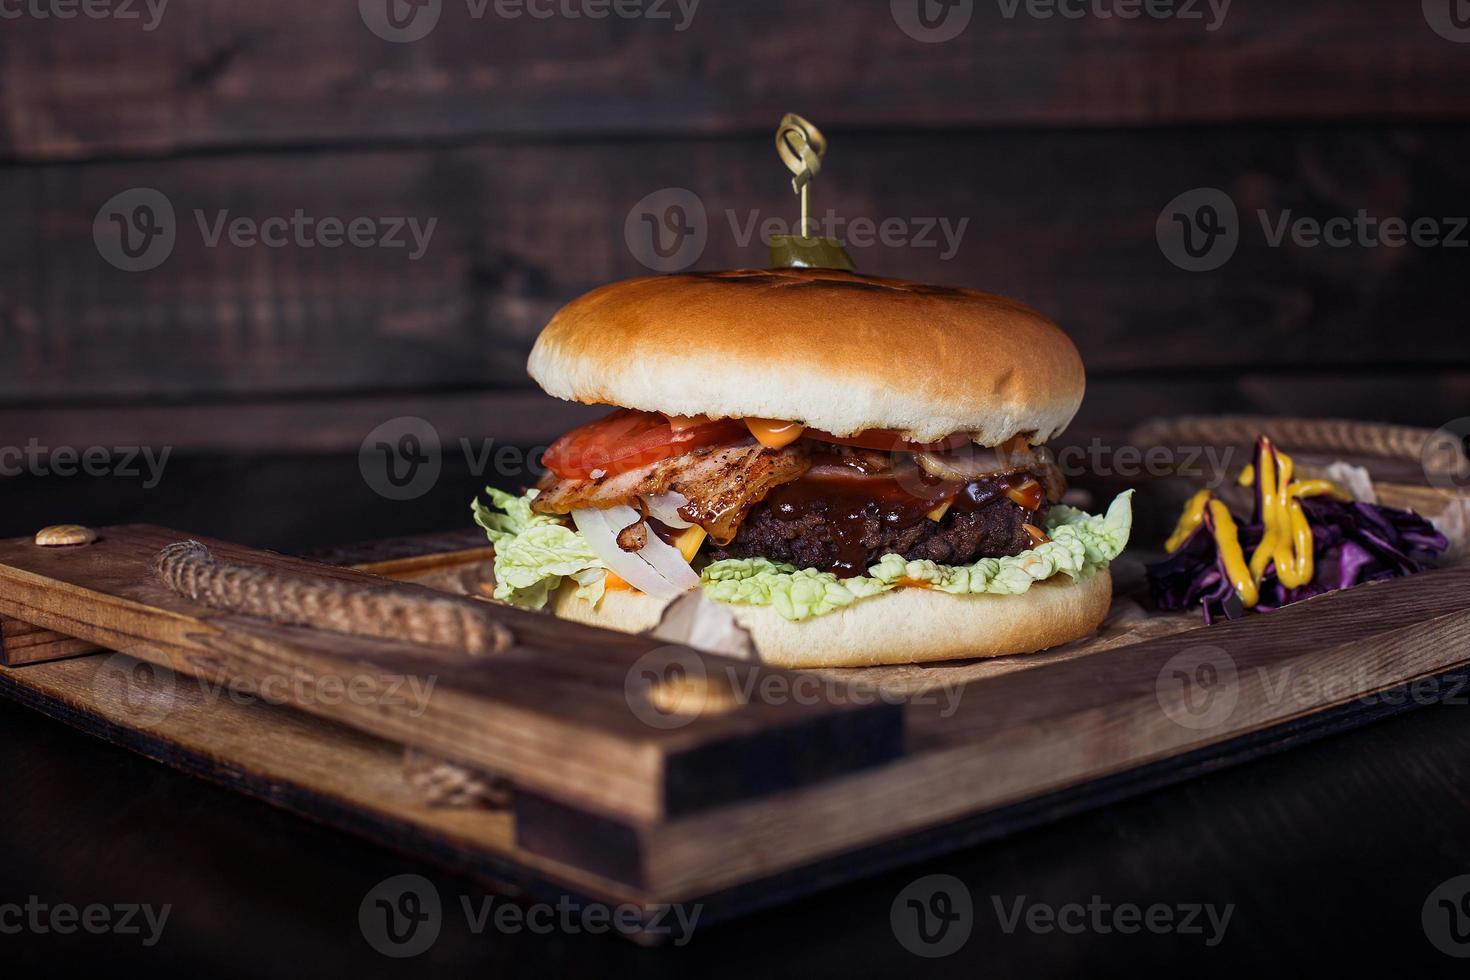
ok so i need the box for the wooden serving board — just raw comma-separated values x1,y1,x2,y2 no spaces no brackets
2,524,1469,939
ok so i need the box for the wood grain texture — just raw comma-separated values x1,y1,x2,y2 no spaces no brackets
2,526,1468,902
0,654,656,910
5,676,1469,969
6,127,1469,402
0,526,499,666
0,526,903,821
0,615,102,666
3,373,1469,459
0,393,601,455
636,565,1470,897
14,645,1447,940
2,2,1467,160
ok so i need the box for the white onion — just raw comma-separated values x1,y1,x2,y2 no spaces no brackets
642,491,694,529
572,507,694,600
634,525,701,591
915,446,1029,482
803,463,894,482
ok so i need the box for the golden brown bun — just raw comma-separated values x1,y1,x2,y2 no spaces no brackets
528,268,1085,445
549,571,1112,669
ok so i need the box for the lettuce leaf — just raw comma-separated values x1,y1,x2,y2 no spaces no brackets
701,559,891,620
472,488,603,607
473,489,1134,621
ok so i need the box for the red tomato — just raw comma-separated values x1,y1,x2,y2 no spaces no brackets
803,428,970,453
543,410,749,479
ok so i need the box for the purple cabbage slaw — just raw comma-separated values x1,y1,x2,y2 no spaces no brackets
1147,440,1449,623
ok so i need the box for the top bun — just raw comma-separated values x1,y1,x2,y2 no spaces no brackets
528,268,1085,445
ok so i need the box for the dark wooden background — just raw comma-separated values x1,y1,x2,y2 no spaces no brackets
5,7,1470,976
2,0,1469,547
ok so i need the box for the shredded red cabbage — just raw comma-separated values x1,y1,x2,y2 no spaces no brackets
1147,497,1448,623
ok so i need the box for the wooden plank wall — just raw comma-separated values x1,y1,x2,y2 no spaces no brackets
2,0,1468,454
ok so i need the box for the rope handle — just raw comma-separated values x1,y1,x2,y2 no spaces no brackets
402,749,510,810
154,540,512,656
1129,415,1469,482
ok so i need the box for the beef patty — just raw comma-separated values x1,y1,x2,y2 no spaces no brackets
708,474,1043,577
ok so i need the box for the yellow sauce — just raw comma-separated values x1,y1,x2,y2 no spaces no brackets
1164,438,1351,609
1206,499,1259,608
664,414,711,431
1164,488,1214,553
745,418,807,449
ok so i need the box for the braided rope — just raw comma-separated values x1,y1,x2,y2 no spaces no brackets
154,540,512,656
402,749,510,810
1130,415,1465,477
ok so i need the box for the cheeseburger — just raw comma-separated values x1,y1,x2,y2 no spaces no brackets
473,267,1132,668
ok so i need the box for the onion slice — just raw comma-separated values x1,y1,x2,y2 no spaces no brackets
915,445,1034,482
572,506,697,600
802,462,898,482
642,491,694,529
633,525,701,592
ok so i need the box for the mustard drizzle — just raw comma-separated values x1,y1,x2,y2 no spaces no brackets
1162,437,1352,609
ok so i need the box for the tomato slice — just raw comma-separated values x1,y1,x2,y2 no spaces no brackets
803,427,971,453
543,409,749,479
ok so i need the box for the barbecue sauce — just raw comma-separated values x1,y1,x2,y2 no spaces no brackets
762,463,1042,577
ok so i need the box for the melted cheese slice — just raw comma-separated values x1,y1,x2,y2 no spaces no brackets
674,526,707,562
745,418,806,449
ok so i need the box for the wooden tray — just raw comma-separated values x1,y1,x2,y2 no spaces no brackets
2,521,1469,942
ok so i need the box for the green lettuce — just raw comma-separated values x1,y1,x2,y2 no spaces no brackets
472,489,1133,621
471,488,605,607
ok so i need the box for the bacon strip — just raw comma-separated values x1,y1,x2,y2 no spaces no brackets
533,442,810,544
669,443,811,544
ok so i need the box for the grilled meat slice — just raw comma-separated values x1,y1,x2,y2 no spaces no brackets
533,442,810,544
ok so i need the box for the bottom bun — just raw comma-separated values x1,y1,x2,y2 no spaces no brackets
549,570,1113,669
